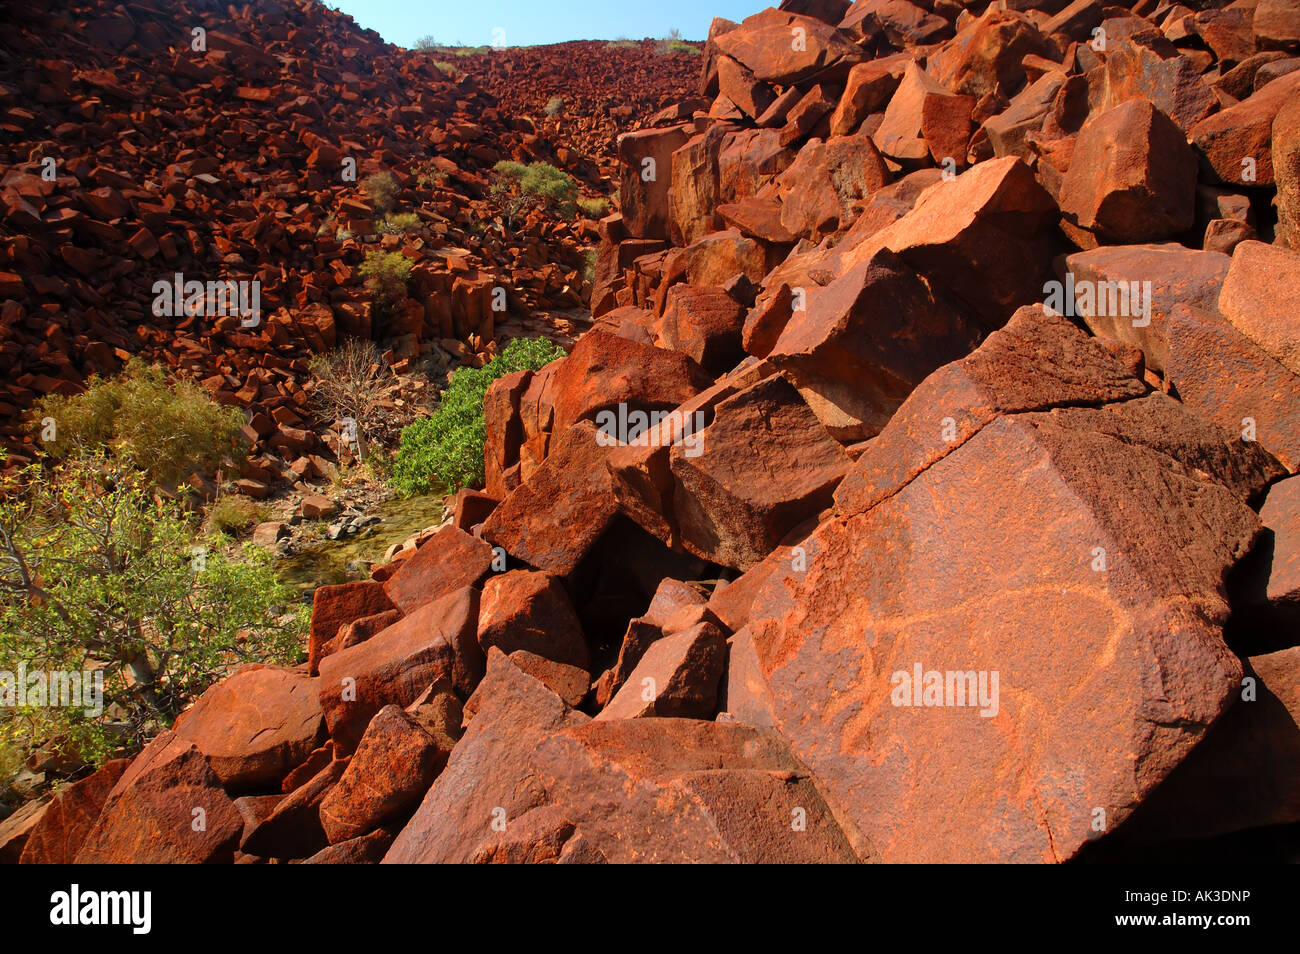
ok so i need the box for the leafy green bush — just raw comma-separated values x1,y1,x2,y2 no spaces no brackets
491,160,579,225
432,61,461,79
391,336,565,496
359,250,413,309
606,38,639,50
0,453,306,766
577,196,611,219
31,359,246,489
378,212,422,235
362,171,401,215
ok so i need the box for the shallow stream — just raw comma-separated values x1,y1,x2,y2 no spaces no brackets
275,493,447,596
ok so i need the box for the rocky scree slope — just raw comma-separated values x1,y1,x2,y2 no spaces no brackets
3,0,1300,863
0,0,654,491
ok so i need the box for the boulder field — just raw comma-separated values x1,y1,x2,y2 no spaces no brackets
3,0,1300,863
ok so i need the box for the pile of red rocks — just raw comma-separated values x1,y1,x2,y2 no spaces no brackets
0,0,680,489
4,0,1300,863
451,40,707,179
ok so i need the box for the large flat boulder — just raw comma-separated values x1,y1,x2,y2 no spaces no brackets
172,664,325,793
747,306,1281,862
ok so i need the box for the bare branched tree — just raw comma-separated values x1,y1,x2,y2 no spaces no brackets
308,339,413,459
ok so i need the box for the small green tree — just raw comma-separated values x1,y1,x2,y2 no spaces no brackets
359,250,413,310
491,161,579,226
31,359,246,489
362,171,402,215
391,336,565,496
0,452,306,766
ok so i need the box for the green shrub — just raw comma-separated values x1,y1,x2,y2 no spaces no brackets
606,38,639,50
657,30,700,55
359,250,413,309
391,336,565,496
491,161,579,225
576,196,611,219
433,61,461,79
362,171,401,215
206,495,265,536
378,212,422,235
0,453,307,766
31,359,246,489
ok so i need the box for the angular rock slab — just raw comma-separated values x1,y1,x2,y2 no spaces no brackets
308,581,397,675
765,248,984,440
1218,240,1300,377
319,705,447,844
380,526,493,617
1095,646,1300,844
597,622,728,720
1166,304,1300,473
172,664,325,793
19,759,129,864
1059,98,1198,243
838,156,1059,327
318,586,483,753
478,569,589,671
1063,243,1230,375
76,732,243,864
669,375,850,570
747,309,1280,862
482,420,620,577
386,652,857,863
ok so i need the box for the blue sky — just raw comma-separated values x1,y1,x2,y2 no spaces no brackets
323,0,773,48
